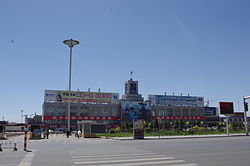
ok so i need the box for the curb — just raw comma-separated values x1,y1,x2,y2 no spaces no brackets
110,134,248,141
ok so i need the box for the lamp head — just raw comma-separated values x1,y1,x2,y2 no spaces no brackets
63,39,80,48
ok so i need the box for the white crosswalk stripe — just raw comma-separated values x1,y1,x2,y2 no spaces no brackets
70,151,199,166
72,152,160,158
28,135,111,144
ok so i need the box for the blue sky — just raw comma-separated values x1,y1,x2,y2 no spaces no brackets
1,0,250,122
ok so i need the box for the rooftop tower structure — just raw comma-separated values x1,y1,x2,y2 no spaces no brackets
122,71,143,101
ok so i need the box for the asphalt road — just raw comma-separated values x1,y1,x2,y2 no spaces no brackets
0,134,250,166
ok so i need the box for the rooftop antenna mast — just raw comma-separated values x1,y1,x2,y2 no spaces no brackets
130,71,133,80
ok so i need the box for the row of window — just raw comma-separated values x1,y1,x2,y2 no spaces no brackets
45,105,118,110
154,109,204,116
44,110,118,116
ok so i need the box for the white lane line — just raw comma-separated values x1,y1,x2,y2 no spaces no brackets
73,155,172,161
75,160,186,166
0,164,17,166
70,150,150,153
18,150,36,166
70,151,157,155
74,157,180,165
72,153,159,158
167,164,199,166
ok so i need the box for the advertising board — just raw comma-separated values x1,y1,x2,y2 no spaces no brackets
204,107,217,116
44,90,119,104
219,102,234,115
148,95,204,107
133,119,144,139
121,101,151,121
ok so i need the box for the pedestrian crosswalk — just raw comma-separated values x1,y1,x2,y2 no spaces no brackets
4,135,200,165
27,135,112,144
69,151,199,166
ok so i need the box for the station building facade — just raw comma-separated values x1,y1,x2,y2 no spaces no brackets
43,78,218,130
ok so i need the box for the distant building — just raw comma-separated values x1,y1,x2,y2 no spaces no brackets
0,121,7,139
229,112,245,124
148,94,204,107
43,90,120,130
151,105,205,121
26,115,43,124
221,113,250,127
149,94,205,122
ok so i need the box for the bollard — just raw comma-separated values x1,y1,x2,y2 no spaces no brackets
0,143,2,151
13,143,17,151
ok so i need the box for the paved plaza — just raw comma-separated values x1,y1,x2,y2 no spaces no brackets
0,134,250,166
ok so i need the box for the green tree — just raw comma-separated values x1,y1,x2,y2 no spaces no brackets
125,122,130,130
154,119,159,129
174,120,180,130
115,126,121,133
120,123,125,131
200,121,204,126
148,123,153,129
179,120,184,129
163,120,169,130
231,122,238,130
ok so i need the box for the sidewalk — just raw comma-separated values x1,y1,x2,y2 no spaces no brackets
111,133,248,140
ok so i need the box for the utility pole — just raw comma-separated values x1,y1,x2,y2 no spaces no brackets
243,96,249,136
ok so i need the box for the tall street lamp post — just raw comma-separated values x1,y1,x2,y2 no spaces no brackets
63,39,80,132
21,110,24,124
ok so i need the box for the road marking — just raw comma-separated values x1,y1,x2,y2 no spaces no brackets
72,153,159,158
75,160,186,166
74,157,182,165
73,154,169,161
167,164,199,166
18,150,36,166
0,164,17,166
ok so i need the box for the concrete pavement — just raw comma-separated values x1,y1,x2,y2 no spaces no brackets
0,133,250,166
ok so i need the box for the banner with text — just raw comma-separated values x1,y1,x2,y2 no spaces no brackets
44,90,119,104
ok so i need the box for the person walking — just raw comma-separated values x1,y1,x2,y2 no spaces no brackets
46,130,49,139
66,130,70,138
43,131,46,139
77,130,81,139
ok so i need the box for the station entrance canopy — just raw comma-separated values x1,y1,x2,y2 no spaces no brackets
44,90,119,104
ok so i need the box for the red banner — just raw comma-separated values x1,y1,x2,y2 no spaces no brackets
152,116,206,120
43,116,120,121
